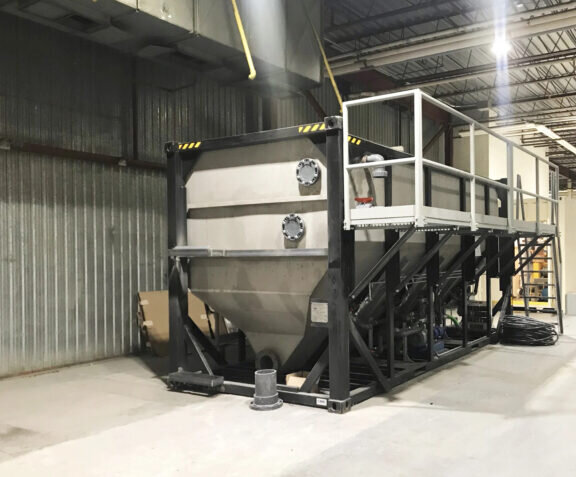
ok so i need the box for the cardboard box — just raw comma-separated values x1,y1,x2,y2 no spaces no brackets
138,290,226,357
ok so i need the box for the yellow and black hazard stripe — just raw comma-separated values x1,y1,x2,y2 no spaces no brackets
297,122,326,134
178,141,202,150
348,136,362,145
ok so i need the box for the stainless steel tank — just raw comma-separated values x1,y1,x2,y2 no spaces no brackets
185,131,496,371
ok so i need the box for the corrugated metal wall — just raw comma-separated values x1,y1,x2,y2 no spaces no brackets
0,156,165,374
0,13,259,377
0,14,161,376
272,81,340,128
272,81,413,150
136,62,259,164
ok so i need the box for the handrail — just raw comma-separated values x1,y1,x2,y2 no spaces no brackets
421,91,558,170
344,89,558,171
346,157,415,170
342,89,560,231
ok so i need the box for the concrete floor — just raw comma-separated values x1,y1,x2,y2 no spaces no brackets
1,318,576,476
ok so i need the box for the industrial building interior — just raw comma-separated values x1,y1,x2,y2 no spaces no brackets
1,0,576,475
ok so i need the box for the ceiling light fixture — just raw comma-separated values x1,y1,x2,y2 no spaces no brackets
557,140,576,156
529,122,576,156
491,36,511,56
535,124,561,140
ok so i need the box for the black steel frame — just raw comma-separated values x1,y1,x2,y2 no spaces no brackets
165,117,558,413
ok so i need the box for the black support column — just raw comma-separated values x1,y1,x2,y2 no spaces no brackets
426,232,440,361
499,236,515,315
424,167,439,361
385,230,400,378
385,161,399,378
461,235,475,347
166,142,188,373
326,117,355,413
486,236,498,333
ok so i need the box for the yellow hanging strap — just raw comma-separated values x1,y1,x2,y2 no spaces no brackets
231,0,257,80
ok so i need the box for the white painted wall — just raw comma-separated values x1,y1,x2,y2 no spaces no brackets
455,129,553,306
454,131,550,222
453,133,489,176
485,135,549,195
559,193,576,297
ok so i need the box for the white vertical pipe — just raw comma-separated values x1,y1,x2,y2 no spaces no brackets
414,89,424,226
507,143,514,232
469,123,477,231
555,169,560,228
343,103,351,230
535,155,540,233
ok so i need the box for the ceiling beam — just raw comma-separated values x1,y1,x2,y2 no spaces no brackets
347,48,576,97
325,0,460,34
436,72,576,101
327,2,485,45
460,91,576,111
342,70,449,123
485,106,576,122
555,163,576,182
547,152,576,158
329,5,576,76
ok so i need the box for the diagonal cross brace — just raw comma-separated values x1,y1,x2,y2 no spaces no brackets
349,225,416,302
169,260,227,369
350,320,391,392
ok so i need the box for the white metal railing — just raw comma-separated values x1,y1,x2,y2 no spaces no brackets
342,89,560,232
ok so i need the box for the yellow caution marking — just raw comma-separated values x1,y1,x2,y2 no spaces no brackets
347,136,362,145
183,143,190,149
194,141,201,148
298,123,327,134
178,144,183,149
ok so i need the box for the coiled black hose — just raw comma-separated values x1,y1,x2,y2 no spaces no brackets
499,315,559,346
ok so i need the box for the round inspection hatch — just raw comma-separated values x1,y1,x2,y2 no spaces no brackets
296,158,320,186
282,214,305,241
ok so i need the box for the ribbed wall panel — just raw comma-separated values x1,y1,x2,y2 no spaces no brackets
0,13,256,376
271,80,411,149
0,151,166,376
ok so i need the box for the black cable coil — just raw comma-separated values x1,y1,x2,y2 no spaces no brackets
499,315,559,346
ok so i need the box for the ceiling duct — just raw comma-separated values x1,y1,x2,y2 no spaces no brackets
0,0,322,90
